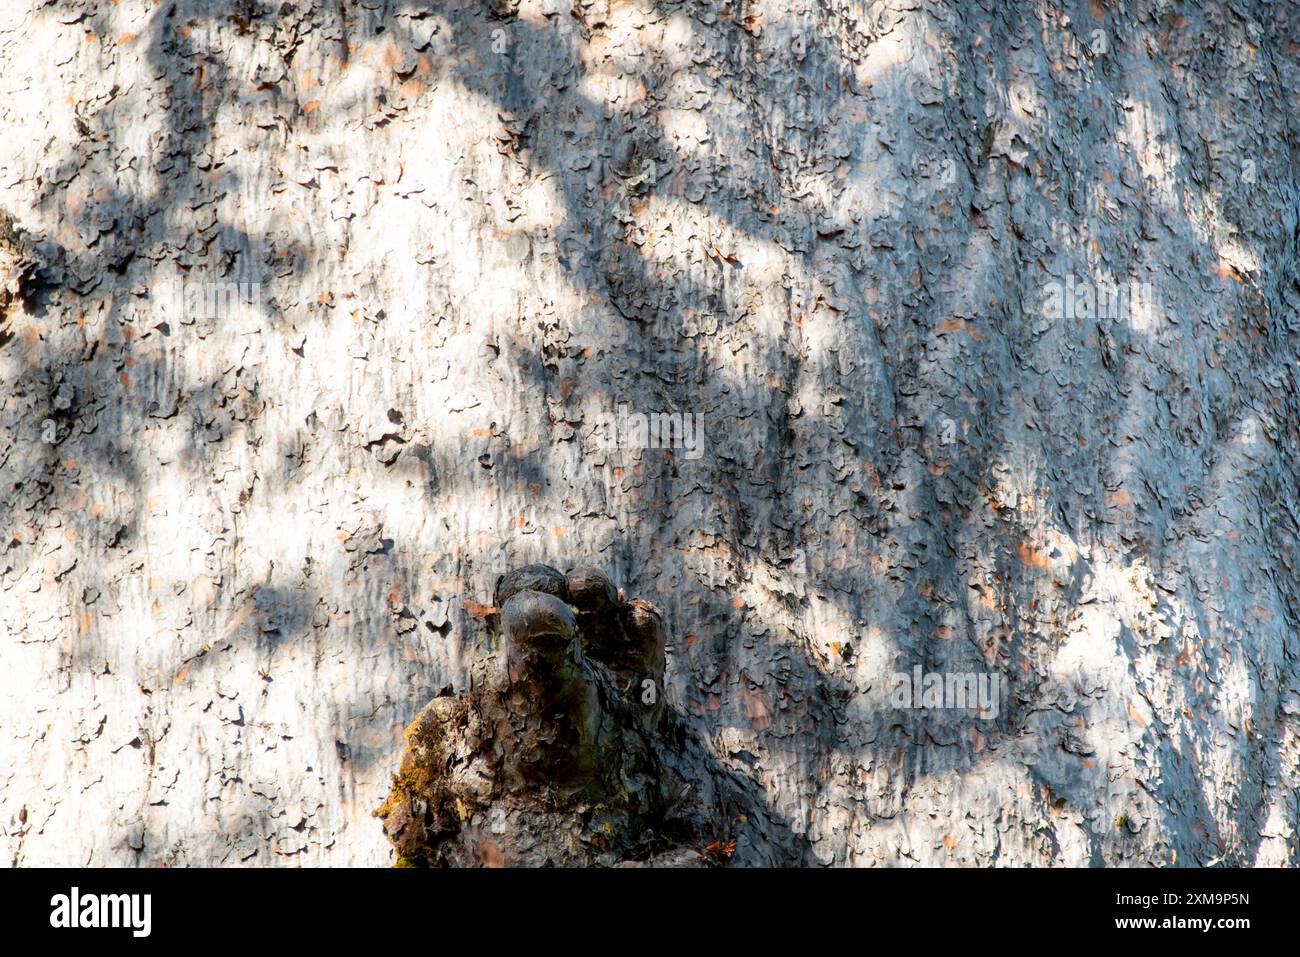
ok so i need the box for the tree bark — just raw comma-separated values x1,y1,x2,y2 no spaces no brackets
1,0,1298,866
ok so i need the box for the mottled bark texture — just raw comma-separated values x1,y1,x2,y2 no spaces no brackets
1,0,1299,867
375,563,798,865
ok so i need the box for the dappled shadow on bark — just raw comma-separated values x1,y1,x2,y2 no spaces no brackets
5,0,1298,866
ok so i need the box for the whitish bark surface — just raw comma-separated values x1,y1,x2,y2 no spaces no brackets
1,0,1298,866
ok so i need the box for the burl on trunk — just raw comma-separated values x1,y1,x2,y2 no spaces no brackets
373,563,797,867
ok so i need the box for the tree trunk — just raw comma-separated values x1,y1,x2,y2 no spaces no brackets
1,0,1298,866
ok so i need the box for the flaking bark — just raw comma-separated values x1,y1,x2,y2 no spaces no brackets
1,0,1298,867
